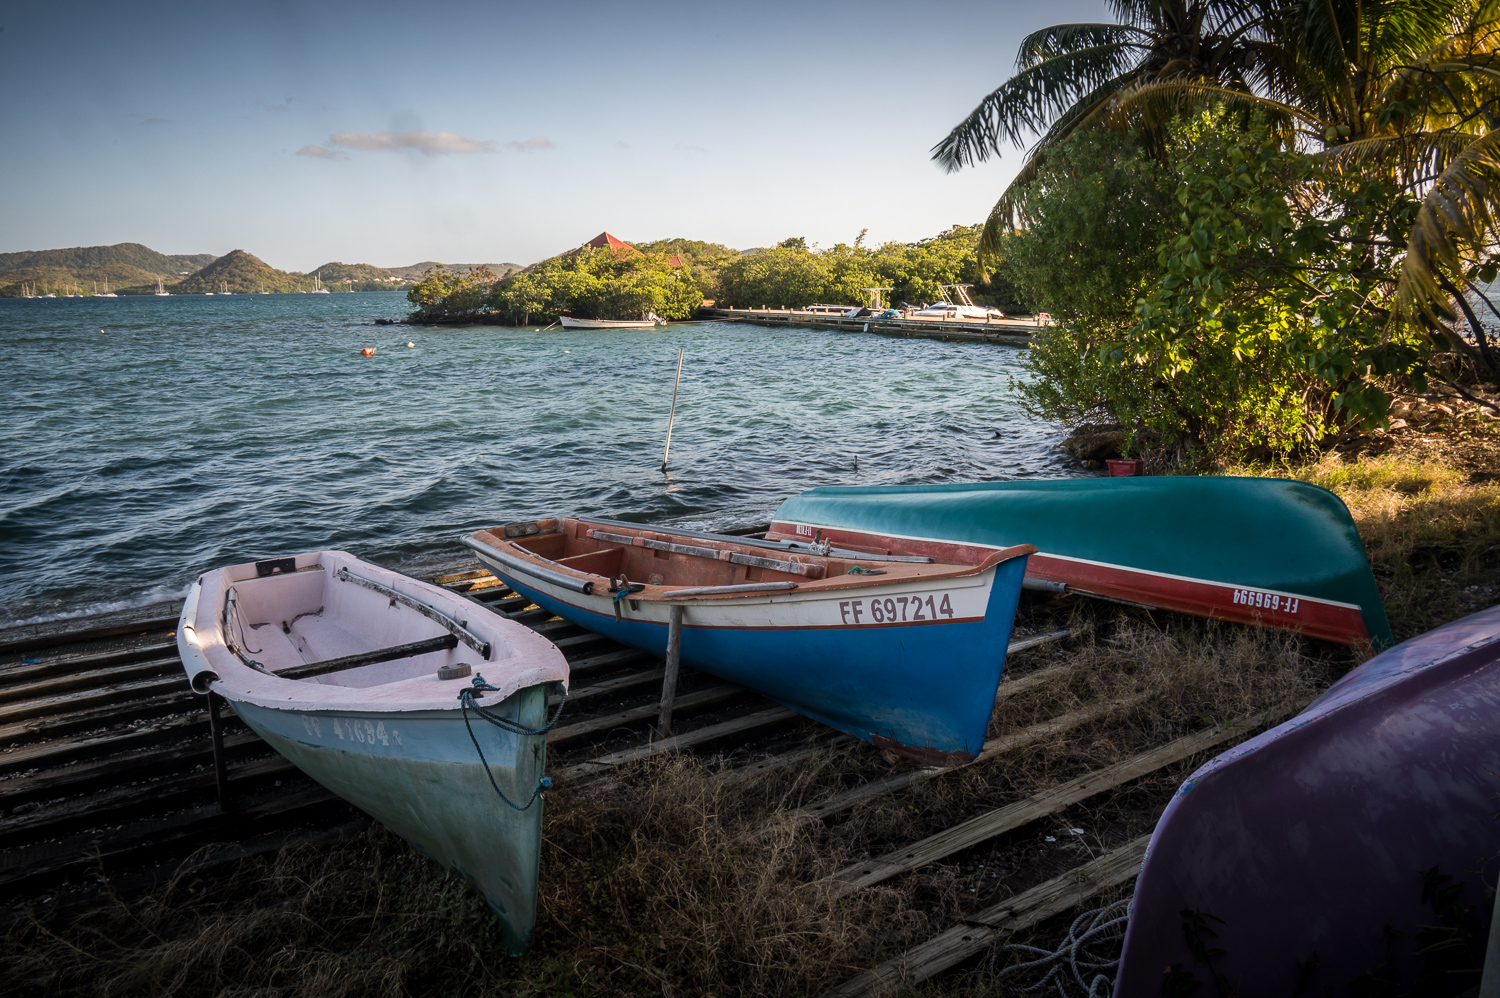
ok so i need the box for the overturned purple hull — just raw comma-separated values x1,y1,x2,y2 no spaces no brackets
1116,605,1500,995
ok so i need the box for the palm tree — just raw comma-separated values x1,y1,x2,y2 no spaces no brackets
933,0,1269,257
942,0,1500,379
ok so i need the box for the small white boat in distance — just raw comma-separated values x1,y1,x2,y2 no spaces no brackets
558,312,663,329
913,283,1004,321
155,279,171,296
177,550,569,955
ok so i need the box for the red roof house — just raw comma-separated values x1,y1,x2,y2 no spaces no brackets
568,231,640,258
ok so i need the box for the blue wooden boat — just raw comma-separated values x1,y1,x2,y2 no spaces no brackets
769,477,1393,648
462,517,1033,764
1114,603,1500,994
177,550,569,956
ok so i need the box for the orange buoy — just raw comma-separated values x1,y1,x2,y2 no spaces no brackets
361,347,375,357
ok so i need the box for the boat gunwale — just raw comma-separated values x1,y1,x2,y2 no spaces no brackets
179,550,568,713
466,522,1033,602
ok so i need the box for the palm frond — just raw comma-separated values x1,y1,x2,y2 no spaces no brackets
1105,78,1320,135
932,44,1141,172
1395,129,1500,325
1016,22,1149,68
974,70,1149,265
1322,131,1491,183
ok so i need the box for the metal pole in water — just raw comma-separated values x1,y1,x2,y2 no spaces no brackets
658,604,685,735
661,347,684,473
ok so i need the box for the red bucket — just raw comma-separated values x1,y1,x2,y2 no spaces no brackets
1106,458,1144,477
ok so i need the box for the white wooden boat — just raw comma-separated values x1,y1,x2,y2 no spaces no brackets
463,518,1033,764
558,312,663,329
176,550,568,954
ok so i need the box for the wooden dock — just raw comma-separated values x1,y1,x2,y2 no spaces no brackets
698,307,1038,345
1,544,1297,992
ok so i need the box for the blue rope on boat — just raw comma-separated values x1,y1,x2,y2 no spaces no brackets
457,677,568,811
458,676,568,735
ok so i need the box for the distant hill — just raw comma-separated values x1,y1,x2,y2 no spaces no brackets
173,250,311,294
382,261,523,282
0,242,527,296
304,260,524,292
0,242,217,296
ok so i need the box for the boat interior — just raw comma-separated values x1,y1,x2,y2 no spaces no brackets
489,518,969,591
219,556,492,688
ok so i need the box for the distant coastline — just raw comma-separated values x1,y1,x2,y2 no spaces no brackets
0,242,520,298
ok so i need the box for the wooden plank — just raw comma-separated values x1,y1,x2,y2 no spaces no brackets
0,637,177,679
717,743,843,785
1006,629,1072,656
658,604,685,734
0,654,181,704
820,836,1150,998
826,702,1304,897
548,684,747,745
0,786,346,892
275,634,458,680
0,688,200,746
552,631,609,650
0,750,298,849
792,699,1130,822
0,603,181,656
554,666,668,705
0,728,267,806
994,663,1072,702
555,706,800,781
0,710,213,775
565,647,650,673
0,673,189,726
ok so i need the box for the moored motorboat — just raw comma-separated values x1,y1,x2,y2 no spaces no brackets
176,550,568,955
462,518,1033,763
558,313,663,328
1113,603,1500,994
768,477,1392,648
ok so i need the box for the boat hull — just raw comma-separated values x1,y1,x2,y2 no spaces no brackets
1114,604,1500,995
475,550,1029,762
176,550,568,955
769,477,1391,648
557,316,657,328
231,683,549,956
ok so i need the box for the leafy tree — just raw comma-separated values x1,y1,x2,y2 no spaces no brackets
716,225,1025,311
406,266,501,321
485,248,703,324
1014,111,1432,462
717,246,832,308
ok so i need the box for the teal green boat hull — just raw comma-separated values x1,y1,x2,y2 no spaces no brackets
770,477,1391,648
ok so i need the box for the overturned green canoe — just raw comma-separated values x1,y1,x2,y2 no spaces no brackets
769,477,1392,648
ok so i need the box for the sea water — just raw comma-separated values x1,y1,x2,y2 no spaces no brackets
0,293,1075,627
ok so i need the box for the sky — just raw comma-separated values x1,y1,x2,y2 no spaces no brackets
0,0,1111,271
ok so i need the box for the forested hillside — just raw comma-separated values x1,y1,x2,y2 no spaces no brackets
0,243,216,296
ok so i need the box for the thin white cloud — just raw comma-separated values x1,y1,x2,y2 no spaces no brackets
504,136,555,151
297,144,345,159
264,102,292,113
674,143,708,154
140,116,170,126
329,130,494,155
614,141,631,150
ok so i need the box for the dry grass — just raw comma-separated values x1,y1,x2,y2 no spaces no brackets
7,438,1496,997
3,616,1332,998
